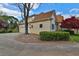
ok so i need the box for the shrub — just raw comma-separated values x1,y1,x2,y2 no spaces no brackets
62,30,74,35
39,31,70,41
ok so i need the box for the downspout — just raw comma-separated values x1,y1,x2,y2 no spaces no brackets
50,18,52,32
53,10,57,31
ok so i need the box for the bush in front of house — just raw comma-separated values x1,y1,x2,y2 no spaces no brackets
62,30,74,35
39,31,70,41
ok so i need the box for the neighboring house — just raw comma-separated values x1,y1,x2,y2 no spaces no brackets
28,10,64,34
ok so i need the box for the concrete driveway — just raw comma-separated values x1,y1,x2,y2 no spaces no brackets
0,33,79,56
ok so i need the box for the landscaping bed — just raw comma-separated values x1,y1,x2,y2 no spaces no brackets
16,33,77,46
16,32,79,45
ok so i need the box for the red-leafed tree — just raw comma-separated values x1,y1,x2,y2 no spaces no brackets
61,16,79,33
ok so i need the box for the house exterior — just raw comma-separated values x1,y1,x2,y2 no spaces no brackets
28,10,64,34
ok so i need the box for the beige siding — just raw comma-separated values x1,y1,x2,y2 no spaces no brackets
28,20,51,34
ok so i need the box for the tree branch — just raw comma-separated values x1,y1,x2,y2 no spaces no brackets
25,3,34,10
29,3,34,10
16,3,24,19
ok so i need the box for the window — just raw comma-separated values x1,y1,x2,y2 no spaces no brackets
39,24,43,28
52,24,54,29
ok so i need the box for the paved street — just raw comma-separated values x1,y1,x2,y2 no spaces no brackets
0,33,26,56
0,33,79,56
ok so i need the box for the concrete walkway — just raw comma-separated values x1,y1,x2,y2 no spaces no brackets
0,33,79,56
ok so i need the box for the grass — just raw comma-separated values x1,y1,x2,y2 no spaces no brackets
70,34,79,42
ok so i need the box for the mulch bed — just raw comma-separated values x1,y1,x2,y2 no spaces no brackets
16,33,41,43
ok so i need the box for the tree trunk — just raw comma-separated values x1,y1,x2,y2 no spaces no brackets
24,3,30,34
25,12,29,34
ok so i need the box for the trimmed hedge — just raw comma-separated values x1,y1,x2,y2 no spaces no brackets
40,31,70,41
62,30,74,35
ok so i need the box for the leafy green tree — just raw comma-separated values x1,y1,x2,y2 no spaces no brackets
0,16,19,33
0,10,19,33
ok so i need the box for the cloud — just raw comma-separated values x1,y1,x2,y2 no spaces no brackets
0,7,21,18
32,3,40,10
0,4,21,19
62,14,71,19
3,3,9,6
0,4,3,7
0,3,9,7
56,11,62,15
70,8,79,13
62,14,79,19
29,10,33,15
0,3,40,19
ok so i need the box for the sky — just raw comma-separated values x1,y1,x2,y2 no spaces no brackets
0,3,79,20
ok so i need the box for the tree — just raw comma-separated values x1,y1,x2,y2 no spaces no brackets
61,16,79,33
0,20,8,28
0,16,19,32
17,3,34,34
7,16,19,32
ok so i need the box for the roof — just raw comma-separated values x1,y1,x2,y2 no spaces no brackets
56,15,64,23
28,10,63,23
29,10,55,23
35,11,55,20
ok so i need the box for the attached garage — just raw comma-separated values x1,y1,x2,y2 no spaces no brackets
19,24,25,33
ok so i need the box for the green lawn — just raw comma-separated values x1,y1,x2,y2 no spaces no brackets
70,34,79,42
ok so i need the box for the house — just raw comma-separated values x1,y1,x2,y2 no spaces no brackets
28,10,64,34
